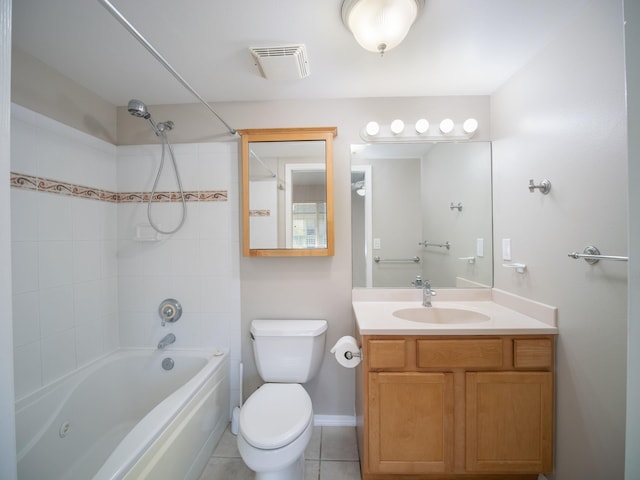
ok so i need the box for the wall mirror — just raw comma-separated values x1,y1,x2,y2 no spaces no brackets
351,142,493,288
240,127,337,257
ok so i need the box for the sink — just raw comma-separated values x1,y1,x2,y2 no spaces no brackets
392,307,490,324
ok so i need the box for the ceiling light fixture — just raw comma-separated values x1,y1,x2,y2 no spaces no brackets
341,0,425,55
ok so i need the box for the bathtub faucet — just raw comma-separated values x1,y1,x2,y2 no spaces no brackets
157,333,176,350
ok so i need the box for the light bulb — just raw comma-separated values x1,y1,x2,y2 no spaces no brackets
390,119,405,134
365,121,380,136
463,118,478,134
439,118,454,134
415,118,429,134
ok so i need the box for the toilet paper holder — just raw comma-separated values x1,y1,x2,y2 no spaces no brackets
343,350,361,360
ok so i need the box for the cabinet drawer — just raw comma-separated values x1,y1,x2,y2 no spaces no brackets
417,339,503,368
368,339,407,369
513,338,553,369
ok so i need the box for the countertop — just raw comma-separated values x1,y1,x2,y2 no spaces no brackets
352,289,558,336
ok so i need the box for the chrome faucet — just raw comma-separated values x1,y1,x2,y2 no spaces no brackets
422,280,437,307
157,333,176,350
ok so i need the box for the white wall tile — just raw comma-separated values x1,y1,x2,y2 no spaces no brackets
118,312,155,348
39,285,74,337
13,342,42,399
168,276,202,313
10,117,40,174
41,329,77,386
12,291,40,346
38,241,73,289
72,197,105,241
170,239,202,275
10,189,38,242
102,240,118,279
11,241,39,294
200,276,234,313
37,193,73,241
198,202,231,240
73,241,102,283
74,280,104,324
76,319,105,367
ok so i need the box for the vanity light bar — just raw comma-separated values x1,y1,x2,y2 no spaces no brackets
360,118,478,143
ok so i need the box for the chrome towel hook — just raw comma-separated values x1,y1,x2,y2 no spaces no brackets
529,179,552,194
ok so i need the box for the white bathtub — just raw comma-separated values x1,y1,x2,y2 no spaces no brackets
15,348,230,480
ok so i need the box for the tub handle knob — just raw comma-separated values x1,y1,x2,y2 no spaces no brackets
159,298,182,326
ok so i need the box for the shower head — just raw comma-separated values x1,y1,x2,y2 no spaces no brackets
127,99,151,119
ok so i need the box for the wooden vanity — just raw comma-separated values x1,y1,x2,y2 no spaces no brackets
352,290,558,480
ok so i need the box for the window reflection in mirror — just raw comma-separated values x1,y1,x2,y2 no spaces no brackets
350,142,492,288
240,128,336,257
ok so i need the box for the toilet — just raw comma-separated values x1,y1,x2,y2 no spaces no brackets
237,319,327,480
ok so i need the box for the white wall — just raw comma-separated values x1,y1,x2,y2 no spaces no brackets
0,0,17,477
116,141,241,408
10,105,119,399
625,0,640,478
491,1,628,478
10,106,242,412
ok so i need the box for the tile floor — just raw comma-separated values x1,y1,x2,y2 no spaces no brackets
199,424,361,480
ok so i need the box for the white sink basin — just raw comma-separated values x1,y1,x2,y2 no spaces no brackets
392,307,490,324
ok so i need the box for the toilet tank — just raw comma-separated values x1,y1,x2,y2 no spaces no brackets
251,319,328,383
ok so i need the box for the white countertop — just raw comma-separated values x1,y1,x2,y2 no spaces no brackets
352,289,558,336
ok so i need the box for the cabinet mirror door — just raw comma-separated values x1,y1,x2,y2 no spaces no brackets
240,127,337,257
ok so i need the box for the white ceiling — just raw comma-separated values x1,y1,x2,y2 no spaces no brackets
12,0,582,107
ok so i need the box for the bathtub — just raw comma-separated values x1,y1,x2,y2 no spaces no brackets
15,348,230,480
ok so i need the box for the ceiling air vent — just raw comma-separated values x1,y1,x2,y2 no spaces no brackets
249,44,310,80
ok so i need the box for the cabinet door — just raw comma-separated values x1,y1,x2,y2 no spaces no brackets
466,371,553,473
369,372,454,474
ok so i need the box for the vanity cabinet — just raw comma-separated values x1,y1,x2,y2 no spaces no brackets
356,335,554,480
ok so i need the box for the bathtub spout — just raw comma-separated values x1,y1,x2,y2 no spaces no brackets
157,333,176,350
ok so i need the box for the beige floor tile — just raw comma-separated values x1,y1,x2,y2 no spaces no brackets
305,426,322,460
319,461,361,480
203,424,361,480
198,457,253,480
212,424,241,458
304,459,320,480
320,427,359,461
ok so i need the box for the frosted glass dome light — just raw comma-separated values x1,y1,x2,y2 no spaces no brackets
342,0,425,55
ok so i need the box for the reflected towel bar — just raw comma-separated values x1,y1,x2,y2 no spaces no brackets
568,246,628,264
419,241,451,250
374,256,421,264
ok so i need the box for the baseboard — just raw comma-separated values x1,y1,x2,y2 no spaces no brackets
313,415,356,427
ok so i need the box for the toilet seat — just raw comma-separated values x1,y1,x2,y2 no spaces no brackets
239,383,312,450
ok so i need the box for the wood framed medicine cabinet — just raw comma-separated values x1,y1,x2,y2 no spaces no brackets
240,127,337,257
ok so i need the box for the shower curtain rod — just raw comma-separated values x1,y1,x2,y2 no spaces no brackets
97,0,237,136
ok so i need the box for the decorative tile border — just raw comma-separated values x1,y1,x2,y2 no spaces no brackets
10,172,227,203
249,209,271,217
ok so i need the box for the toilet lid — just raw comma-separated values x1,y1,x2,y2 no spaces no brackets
239,383,313,449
